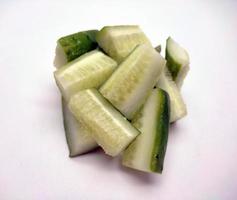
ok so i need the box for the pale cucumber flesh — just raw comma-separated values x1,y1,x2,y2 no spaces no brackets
54,50,117,101
100,44,166,120
69,89,140,157
62,99,98,157
54,43,68,69
166,37,190,88
96,25,151,62
156,67,187,122
122,88,170,173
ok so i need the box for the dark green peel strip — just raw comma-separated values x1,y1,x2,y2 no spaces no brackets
58,30,98,62
150,89,170,172
165,48,181,80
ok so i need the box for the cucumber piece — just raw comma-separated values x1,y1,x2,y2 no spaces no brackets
96,25,151,62
156,67,187,122
62,98,98,157
166,37,190,88
69,89,140,157
100,44,166,120
122,88,170,173
54,30,98,68
54,50,117,101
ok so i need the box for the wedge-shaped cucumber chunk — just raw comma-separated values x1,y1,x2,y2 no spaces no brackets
69,89,140,157
156,67,187,122
166,37,190,88
122,88,170,173
62,98,98,157
54,50,117,101
54,30,98,68
100,44,166,120
96,25,151,62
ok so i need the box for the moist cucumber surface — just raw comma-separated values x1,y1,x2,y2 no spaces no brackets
122,88,170,173
69,89,140,157
54,50,117,101
156,67,187,122
62,98,98,157
166,37,190,88
52,25,190,174
54,30,98,68
96,25,151,62
100,44,166,120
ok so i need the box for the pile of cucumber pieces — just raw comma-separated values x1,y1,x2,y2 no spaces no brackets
53,25,189,174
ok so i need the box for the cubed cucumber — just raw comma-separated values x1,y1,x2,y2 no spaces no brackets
69,89,140,157
100,44,166,120
96,25,151,62
54,50,117,101
166,37,190,88
122,88,170,173
156,67,187,122
62,98,98,157
54,30,98,68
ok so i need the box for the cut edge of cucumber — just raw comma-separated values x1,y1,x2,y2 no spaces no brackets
166,37,190,88
175,63,190,89
99,43,166,120
54,50,117,101
156,67,187,122
122,88,170,173
166,37,189,66
69,89,141,157
96,25,152,63
54,43,68,68
62,98,98,157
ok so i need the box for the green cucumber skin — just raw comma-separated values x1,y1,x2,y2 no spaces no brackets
150,89,170,172
58,30,98,62
165,47,181,80
156,67,187,122
165,37,190,88
122,89,170,173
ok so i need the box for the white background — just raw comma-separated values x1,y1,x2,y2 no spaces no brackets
0,0,237,199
